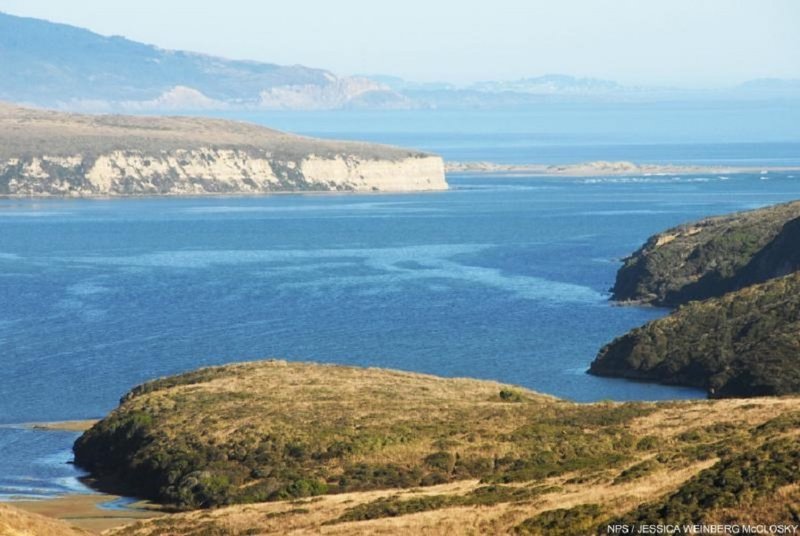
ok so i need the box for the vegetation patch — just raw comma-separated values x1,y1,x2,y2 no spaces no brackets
514,504,606,536
499,388,525,402
612,459,660,485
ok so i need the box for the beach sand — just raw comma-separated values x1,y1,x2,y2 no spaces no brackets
10,494,162,533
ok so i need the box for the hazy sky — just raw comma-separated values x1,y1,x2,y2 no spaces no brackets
2,0,799,86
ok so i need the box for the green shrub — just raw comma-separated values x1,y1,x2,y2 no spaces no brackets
332,484,560,524
613,459,659,485
514,504,605,535
424,451,455,472
499,389,524,402
280,479,328,499
636,436,659,451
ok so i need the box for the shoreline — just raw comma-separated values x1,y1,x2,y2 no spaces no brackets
7,494,162,533
2,160,797,202
0,420,160,533
445,160,800,177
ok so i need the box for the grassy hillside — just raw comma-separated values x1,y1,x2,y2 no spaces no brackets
592,271,800,397
71,360,800,534
611,200,800,306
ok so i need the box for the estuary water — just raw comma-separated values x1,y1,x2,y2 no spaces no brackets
2,104,800,499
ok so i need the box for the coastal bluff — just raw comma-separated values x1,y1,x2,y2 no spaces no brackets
0,103,446,196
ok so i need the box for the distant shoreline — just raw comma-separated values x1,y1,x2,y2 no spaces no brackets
445,160,800,177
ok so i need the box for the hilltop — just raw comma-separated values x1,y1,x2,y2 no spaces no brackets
64,360,800,534
0,103,446,196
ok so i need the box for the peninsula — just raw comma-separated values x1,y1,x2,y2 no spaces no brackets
591,200,800,397
0,103,447,196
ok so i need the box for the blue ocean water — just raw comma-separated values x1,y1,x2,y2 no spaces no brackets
215,104,800,166
2,106,800,500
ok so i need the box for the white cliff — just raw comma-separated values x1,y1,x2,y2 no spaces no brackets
0,104,447,196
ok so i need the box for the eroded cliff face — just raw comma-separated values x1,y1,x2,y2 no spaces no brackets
0,150,446,196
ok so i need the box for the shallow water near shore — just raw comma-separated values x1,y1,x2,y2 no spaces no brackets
0,426,91,500
4,171,800,498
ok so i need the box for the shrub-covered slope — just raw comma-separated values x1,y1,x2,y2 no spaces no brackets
68,361,800,535
611,201,800,306
592,272,800,397
607,417,800,529
735,215,800,287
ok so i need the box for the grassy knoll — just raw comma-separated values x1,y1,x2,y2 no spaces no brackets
62,360,800,535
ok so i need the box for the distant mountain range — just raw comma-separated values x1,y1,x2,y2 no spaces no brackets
0,12,409,111
1,11,797,111
374,74,800,108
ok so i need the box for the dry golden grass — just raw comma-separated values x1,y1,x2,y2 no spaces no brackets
81,360,567,487
57,360,800,535
0,503,92,536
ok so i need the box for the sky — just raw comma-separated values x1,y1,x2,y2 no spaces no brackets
1,0,799,87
